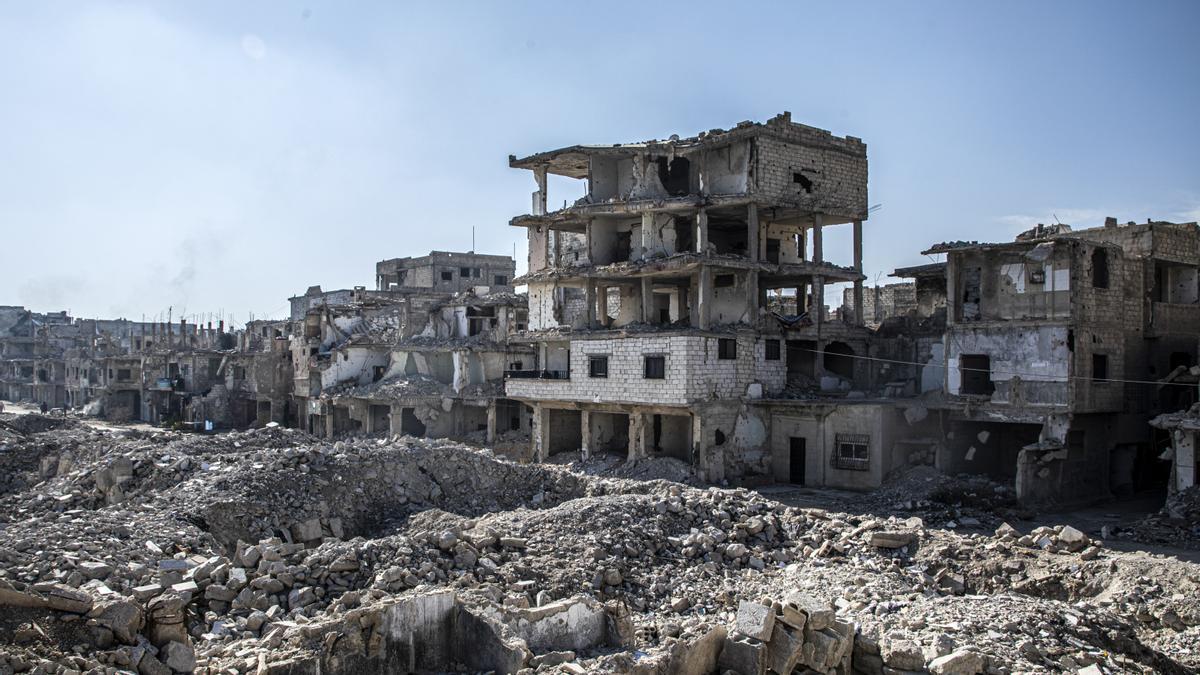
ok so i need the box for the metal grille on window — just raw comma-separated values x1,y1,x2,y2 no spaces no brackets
833,433,870,471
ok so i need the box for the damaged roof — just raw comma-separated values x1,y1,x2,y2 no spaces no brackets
890,262,947,278
509,112,865,179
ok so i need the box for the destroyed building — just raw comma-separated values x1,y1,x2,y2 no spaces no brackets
375,250,515,292
925,217,1200,505
289,253,528,445
842,281,918,326
313,291,532,444
503,113,949,489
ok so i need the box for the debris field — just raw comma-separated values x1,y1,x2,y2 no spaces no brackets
0,415,1197,674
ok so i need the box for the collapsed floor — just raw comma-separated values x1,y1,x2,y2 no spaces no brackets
0,415,1198,674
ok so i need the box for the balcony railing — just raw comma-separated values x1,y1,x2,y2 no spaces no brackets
504,369,569,380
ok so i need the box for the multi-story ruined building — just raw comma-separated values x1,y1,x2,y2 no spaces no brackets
290,252,528,444
289,252,515,322
311,291,532,443
503,113,947,486
0,307,75,408
376,251,515,293
926,218,1199,505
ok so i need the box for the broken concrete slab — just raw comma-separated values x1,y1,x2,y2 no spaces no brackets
735,600,775,641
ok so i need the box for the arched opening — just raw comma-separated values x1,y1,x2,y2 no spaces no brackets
823,341,855,381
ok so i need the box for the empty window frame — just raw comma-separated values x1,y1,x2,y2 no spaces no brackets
718,338,737,360
714,274,736,288
1092,248,1109,289
644,355,666,379
765,339,781,361
833,433,870,471
460,267,472,278
441,271,453,281
960,354,994,395
494,275,507,285
588,355,609,378
1092,353,1109,382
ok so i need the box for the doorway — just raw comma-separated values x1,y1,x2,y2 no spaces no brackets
789,437,806,484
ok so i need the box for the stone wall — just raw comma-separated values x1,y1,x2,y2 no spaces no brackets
506,333,785,406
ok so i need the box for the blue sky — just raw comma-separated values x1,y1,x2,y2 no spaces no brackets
2,1,1197,323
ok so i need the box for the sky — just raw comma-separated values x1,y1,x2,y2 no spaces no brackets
1,1,1198,324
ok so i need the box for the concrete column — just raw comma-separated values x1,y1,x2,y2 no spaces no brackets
585,219,596,263
696,209,709,254
798,231,807,261
852,219,864,326
580,409,591,460
541,227,552,270
945,254,960,325
812,213,824,263
585,280,597,328
486,402,497,444
641,277,655,324
641,212,656,259
533,404,550,462
596,284,608,327
795,284,807,314
534,166,548,215
814,276,825,325
746,204,759,261
628,412,646,461
698,267,713,329
746,271,759,321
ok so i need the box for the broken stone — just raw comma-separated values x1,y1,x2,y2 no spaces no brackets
93,599,144,645
783,592,833,631
928,649,984,674
718,633,766,675
881,636,925,671
735,600,775,641
78,560,114,580
1056,525,1089,551
869,531,914,549
160,640,196,672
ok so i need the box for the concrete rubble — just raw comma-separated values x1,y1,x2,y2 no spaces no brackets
0,417,1197,673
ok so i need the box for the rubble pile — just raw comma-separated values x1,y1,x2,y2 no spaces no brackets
0,424,1197,674
863,465,1025,529
546,451,705,486
1116,486,1200,550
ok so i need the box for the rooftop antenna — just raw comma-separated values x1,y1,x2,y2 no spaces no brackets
471,226,475,253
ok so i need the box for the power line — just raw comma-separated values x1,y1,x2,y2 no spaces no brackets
793,345,1199,389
